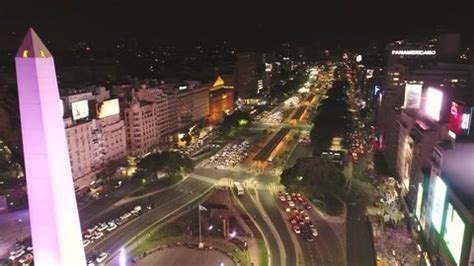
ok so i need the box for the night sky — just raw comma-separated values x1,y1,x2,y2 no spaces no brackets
0,1,472,49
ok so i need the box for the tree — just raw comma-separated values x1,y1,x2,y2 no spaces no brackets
136,151,194,182
376,228,417,265
281,156,346,198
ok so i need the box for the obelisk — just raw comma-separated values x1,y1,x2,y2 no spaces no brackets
15,28,86,265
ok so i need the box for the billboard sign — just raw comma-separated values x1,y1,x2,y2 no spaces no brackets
71,100,89,120
425,88,443,121
430,176,447,233
449,101,464,134
415,182,424,222
391,50,436,56
403,84,422,109
97,99,120,119
443,203,465,265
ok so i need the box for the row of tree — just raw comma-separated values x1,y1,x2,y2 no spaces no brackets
136,151,194,183
310,79,353,154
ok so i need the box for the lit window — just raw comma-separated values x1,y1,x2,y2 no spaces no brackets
22,50,29,58
40,50,46,57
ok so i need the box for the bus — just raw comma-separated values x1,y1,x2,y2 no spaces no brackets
234,182,244,196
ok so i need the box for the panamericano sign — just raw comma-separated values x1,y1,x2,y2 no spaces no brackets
391,50,436,55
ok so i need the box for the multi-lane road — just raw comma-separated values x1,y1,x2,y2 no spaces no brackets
84,177,213,258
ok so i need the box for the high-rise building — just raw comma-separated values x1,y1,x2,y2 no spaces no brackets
61,87,127,192
124,87,171,156
236,52,261,99
15,28,85,265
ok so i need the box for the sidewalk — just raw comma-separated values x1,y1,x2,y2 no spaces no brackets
368,177,419,265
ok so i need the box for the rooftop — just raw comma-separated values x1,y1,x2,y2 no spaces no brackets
253,128,291,161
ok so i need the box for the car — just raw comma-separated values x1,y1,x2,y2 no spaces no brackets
304,204,312,210
87,225,98,234
285,207,291,213
97,223,108,232
306,235,314,242
290,219,297,225
299,219,305,225
293,226,301,234
304,214,310,220
292,207,299,213
96,252,108,263
308,222,315,228
83,239,91,247
9,249,25,261
10,245,25,255
279,195,286,202
288,201,295,207
18,253,33,264
286,195,292,201
91,231,104,240
106,223,117,232
311,228,318,237
278,191,283,196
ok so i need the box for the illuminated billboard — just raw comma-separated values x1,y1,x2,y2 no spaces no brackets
415,183,424,222
425,88,443,121
97,99,120,119
449,101,473,135
60,99,64,117
443,203,465,265
71,100,89,120
391,50,436,55
430,176,447,233
449,101,464,134
403,84,422,109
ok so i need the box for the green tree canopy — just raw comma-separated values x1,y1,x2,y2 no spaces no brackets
136,151,194,180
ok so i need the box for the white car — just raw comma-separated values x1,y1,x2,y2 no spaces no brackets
87,225,98,234
91,232,104,240
279,195,286,202
10,245,25,255
9,249,25,261
311,228,319,237
106,223,117,232
293,226,301,234
83,239,91,247
96,223,108,232
288,201,295,207
96,252,108,263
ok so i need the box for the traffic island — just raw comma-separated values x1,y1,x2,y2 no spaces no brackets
130,190,265,266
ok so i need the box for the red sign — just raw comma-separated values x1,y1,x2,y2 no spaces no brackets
448,101,463,134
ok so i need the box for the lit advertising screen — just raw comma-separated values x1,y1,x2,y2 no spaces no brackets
60,99,64,117
97,99,120,119
449,101,463,134
425,88,443,121
71,100,89,120
430,176,447,233
415,183,424,222
443,203,465,265
403,84,422,109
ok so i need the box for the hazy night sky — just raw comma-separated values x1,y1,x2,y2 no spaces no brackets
0,1,472,49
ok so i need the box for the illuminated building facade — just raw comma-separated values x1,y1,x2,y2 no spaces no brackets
61,88,126,192
415,139,474,266
209,76,235,124
15,28,86,265
124,88,170,156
